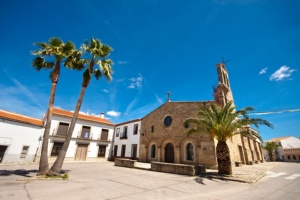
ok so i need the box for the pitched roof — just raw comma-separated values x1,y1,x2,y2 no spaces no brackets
0,110,43,127
52,108,114,125
116,118,141,126
267,136,292,142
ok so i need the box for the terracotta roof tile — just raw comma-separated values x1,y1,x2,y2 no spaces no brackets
0,110,43,127
267,136,292,142
52,108,114,125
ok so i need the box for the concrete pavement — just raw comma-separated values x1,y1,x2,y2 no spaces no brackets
0,161,278,200
202,162,279,183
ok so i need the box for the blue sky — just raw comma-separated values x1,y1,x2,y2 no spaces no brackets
0,0,299,141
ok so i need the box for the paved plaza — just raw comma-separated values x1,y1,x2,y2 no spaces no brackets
0,161,278,200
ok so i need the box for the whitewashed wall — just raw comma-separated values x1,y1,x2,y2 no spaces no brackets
49,116,114,159
0,119,43,163
113,120,141,158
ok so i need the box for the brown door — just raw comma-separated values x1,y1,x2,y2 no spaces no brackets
165,143,174,163
132,144,137,160
0,145,8,163
75,144,88,161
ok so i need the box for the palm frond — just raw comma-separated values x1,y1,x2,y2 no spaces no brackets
93,69,102,80
185,100,272,143
32,57,54,71
98,59,113,81
49,37,63,47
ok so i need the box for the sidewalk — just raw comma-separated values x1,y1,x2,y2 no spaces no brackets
201,162,279,183
0,161,280,200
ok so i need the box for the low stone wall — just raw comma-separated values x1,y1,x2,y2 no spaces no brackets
115,158,136,168
151,162,197,176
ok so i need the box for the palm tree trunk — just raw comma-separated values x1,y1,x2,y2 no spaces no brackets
269,152,275,161
49,86,87,175
38,82,57,175
216,141,232,175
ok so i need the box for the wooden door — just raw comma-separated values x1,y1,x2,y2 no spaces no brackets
0,145,8,163
75,144,88,161
165,143,174,163
132,144,137,160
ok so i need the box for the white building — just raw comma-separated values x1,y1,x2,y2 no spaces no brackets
47,108,115,162
263,136,300,162
112,119,141,160
0,110,44,163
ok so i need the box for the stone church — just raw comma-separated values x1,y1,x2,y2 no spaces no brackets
139,63,264,168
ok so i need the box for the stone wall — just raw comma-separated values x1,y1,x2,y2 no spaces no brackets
151,162,197,176
114,158,136,168
140,101,217,167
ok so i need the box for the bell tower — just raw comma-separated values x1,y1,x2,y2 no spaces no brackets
213,63,234,107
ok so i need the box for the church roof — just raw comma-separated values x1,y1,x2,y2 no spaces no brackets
142,100,216,119
52,108,114,125
0,109,43,127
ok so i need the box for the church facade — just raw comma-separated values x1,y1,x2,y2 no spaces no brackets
139,63,264,168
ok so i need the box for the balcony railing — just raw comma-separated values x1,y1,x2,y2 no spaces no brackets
120,132,128,139
77,132,93,140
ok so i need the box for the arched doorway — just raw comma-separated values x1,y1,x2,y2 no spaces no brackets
165,143,174,163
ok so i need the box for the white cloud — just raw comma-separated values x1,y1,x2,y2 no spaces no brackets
269,66,296,81
127,74,143,89
155,94,164,104
118,61,127,65
106,110,121,117
259,67,268,75
102,89,109,93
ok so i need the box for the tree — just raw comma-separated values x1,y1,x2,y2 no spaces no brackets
262,142,279,161
184,101,273,175
48,38,113,175
32,37,84,175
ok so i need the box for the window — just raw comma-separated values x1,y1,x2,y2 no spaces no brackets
164,116,172,127
56,122,69,136
121,145,126,157
151,125,154,132
293,155,296,160
100,129,109,141
116,128,120,137
51,142,64,156
98,145,106,157
114,145,118,156
288,155,291,160
186,143,194,161
133,124,138,135
121,126,128,139
81,126,91,138
184,122,189,128
20,146,29,158
150,144,156,158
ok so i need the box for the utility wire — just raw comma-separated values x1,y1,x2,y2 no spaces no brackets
249,108,300,116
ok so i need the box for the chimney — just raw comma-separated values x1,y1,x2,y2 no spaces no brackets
100,112,104,118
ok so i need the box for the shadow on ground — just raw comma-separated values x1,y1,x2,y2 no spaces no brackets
0,169,70,177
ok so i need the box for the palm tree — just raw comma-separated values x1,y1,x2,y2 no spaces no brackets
184,101,273,175
48,38,113,175
32,37,84,175
262,142,279,161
